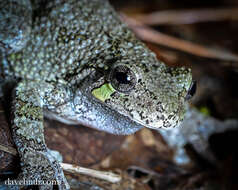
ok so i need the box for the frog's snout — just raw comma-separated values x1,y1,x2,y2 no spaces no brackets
185,81,196,100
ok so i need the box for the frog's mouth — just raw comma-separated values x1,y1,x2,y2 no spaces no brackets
89,79,196,130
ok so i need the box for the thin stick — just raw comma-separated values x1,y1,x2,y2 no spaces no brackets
134,8,238,25
0,143,18,156
0,143,121,183
61,163,121,183
122,15,238,61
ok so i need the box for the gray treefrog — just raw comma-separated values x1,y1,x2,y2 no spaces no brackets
0,0,195,189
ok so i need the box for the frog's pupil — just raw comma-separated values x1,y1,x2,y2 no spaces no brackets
115,71,130,84
110,65,136,93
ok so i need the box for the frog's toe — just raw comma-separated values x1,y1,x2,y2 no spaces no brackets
48,149,63,163
18,149,69,190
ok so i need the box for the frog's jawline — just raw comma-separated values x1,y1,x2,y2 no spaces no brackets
44,104,144,135
44,106,165,134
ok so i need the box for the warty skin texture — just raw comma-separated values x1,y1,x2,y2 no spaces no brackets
0,0,193,189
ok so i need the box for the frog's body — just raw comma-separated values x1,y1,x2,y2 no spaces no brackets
0,0,193,189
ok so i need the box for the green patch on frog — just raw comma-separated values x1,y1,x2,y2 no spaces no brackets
92,83,116,102
199,106,211,116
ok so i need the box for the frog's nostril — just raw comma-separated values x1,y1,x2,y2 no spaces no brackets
185,81,196,100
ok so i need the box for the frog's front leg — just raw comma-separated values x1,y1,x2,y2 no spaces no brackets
11,81,69,190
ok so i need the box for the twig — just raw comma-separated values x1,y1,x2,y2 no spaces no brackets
133,8,238,25
0,143,121,183
122,15,238,61
0,143,17,156
61,163,121,183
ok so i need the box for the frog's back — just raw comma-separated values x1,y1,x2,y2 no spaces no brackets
0,0,123,82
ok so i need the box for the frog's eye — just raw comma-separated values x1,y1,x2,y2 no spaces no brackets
185,81,197,100
109,65,136,93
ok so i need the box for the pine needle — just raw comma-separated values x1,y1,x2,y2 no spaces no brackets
122,15,238,61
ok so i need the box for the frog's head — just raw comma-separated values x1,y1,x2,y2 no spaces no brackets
89,53,195,130
71,11,195,132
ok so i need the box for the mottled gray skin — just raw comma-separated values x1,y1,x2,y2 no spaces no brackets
0,0,192,189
